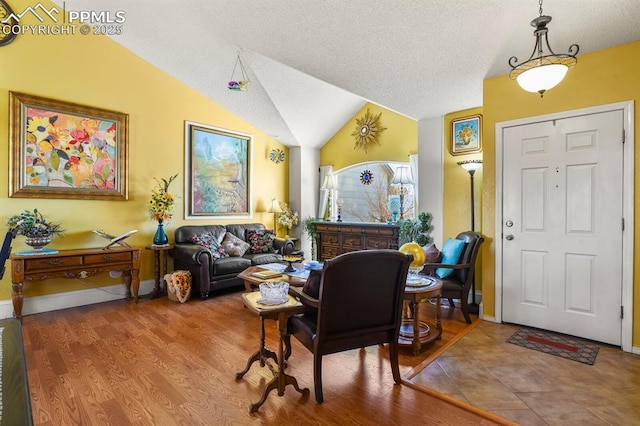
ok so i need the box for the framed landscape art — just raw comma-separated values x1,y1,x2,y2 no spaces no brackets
9,92,129,200
184,121,252,219
451,114,482,155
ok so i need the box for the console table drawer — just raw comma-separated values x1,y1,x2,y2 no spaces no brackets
25,256,83,271
84,252,132,265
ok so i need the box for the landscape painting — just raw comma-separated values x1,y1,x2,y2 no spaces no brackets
184,121,252,218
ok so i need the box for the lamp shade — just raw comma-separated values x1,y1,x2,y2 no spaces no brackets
271,198,282,213
321,174,336,190
391,166,414,185
516,63,568,93
457,160,482,172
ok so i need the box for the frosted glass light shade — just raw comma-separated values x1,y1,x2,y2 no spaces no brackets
516,63,568,94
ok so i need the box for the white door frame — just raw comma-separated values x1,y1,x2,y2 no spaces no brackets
494,101,635,353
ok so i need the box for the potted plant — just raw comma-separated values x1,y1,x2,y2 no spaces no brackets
6,209,64,251
398,212,434,247
303,216,318,260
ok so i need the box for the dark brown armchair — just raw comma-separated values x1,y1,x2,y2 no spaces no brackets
422,231,484,324
285,249,412,404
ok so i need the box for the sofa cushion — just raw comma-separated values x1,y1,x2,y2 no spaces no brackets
244,252,282,265
212,256,252,276
246,229,276,254
191,233,228,260
221,232,251,257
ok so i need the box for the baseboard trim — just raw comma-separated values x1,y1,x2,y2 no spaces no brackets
0,279,155,320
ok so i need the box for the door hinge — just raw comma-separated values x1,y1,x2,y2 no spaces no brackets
620,305,624,319
622,218,625,231
622,128,626,144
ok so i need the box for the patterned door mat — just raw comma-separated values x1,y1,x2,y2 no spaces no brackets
506,327,599,365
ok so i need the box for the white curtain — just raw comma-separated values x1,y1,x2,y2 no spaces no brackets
409,154,419,209
318,165,333,219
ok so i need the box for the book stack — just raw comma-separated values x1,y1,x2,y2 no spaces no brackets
251,269,283,280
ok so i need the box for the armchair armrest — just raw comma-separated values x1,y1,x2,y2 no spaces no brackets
421,262,472,275
289,286,319,309
169,243,212,265
274,238,295,255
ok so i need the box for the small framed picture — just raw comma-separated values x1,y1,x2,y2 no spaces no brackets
451,114,482,156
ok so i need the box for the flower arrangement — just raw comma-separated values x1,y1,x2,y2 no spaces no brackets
6,209,64,237
148,174,178,222
277,201,299,231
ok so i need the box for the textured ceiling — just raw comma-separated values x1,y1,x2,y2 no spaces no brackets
56,0,640,148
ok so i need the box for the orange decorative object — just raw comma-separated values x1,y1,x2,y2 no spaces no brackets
399,242,426,268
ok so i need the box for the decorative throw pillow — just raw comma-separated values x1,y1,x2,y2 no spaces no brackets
221,232,251,257
246,229,276,254
423,243,442,263
436,238,466,279
191,233,228,260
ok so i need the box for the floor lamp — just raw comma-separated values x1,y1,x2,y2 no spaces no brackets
457,159,482,314
391,165,414,220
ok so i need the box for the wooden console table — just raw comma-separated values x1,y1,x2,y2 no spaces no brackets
10,247,141,320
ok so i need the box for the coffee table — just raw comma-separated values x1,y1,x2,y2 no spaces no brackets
238,265,307,292
399,275,443,355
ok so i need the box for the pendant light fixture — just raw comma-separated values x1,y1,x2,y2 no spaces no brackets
228,52,250,91
508,0,579,97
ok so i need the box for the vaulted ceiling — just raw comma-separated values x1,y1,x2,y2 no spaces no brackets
57,1,640,149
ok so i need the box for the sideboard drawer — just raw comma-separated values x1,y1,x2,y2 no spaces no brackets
365,237,394,250
321,233,340,246
24,256,83,271
84,252,132,265
342,235,363,249
320,245,339,260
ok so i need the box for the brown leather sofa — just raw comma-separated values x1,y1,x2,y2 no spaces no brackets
169,223,294,299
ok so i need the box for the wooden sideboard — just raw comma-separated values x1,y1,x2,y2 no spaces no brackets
10,247,141,320
313,222,400,261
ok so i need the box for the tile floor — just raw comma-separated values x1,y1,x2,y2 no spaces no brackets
408,321,640,425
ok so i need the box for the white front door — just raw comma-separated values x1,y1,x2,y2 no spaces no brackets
501,110,624,345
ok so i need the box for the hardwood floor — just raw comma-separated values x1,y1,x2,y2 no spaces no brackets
21,289,508,425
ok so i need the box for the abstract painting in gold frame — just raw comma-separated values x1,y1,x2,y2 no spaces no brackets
9,91,128,200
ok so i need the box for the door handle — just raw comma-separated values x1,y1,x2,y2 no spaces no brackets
505,234,514,241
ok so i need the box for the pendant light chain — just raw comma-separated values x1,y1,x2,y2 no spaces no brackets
539,0,543,17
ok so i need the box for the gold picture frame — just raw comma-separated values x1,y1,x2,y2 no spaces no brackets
9,92,129,200
451,114,482,156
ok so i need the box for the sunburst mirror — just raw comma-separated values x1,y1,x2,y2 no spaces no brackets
351,109,387,153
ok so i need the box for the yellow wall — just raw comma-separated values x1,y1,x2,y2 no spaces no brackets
0,0,288,299
320,103,417,170
443,107,483,239
482,41,640,344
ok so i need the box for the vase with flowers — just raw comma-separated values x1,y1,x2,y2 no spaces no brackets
6,209,64,252
148,174,178,246
276,201,299,238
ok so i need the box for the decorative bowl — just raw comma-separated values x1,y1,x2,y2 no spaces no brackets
258,282,289,305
